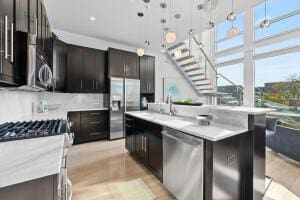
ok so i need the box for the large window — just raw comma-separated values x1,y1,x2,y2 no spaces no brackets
216,13,244,52
217,64,244,106
254,0,300,40
255,53,300,129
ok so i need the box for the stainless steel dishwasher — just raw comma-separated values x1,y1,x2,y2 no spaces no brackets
162,127,204,200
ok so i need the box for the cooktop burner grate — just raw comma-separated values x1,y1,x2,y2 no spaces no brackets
0,119,64,142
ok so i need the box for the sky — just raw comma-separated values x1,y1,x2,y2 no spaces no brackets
216,0,300,87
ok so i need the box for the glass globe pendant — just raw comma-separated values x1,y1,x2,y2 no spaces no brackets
136,48,145,57
260,19,270,29
226,12,236,22
227,26,238,37
165,31,176,44
161,44,167,53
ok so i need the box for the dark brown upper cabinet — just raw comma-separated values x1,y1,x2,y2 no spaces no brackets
140,55,155,93
52,36,67,92
0,0,18,85
108,48,124,78
94,50,108,93
108,48,140,79
66,44,107,93
125,52,139,79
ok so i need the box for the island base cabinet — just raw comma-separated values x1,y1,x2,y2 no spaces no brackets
125,116,163,181
0,175,58,200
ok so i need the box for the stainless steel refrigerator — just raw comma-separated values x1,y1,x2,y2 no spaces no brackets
109,78,140,140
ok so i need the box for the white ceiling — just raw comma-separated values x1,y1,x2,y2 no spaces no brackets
44,0,263,52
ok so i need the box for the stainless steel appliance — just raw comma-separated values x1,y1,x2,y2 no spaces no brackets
109,78,140,140
162,127,204,200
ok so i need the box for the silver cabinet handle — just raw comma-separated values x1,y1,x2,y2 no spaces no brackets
4,16,8,59
35,17,38,35
90,112,101,115
90,121,101,124
10,23,14,63
141,136,144,151
93,80,95,89
144,136,147,152
67,178,73,200
80,80,83,89
90,132,102,135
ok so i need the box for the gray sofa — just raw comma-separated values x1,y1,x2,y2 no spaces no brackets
266,117,300,162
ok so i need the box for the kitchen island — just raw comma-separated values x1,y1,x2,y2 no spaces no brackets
125,105,273,200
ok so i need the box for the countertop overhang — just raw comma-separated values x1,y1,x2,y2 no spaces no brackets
125,111,249,141
0,135,65,188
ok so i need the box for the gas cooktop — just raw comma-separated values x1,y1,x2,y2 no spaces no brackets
0,119,65,142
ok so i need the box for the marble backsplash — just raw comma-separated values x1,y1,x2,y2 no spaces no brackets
0,91,108,123
148,103,249,129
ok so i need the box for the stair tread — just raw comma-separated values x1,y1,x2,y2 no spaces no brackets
168,42,185,51
176,55,193,62
181,61,197,67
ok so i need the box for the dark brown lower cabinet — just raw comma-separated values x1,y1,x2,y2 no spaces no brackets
125,115,163,181
0,175,58,200
68,110,108,144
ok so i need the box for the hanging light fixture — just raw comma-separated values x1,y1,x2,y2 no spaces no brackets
136,12,145,57
197,4,204,48
174,13,182,59
188,0,194,36
160,3,167,53
226,0,236,22
144,5,150,46
165,0,176,44
206,0,215,29
260,0,270,29
227,24,238,37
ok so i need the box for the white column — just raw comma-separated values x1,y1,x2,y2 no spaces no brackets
243,9,255,107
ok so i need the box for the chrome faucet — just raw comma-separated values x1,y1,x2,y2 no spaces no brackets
166,94,176,116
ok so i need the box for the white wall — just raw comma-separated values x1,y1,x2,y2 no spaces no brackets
53,29,205,103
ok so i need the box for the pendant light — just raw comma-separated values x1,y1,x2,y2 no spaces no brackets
188,0,194,36
226,0,236,22
144,5,150,47
136,12,145,57
174,13,182,59
206,0,215,29
160,3,167,53
260,0,270,29
165,0,176,44
197,4,204,48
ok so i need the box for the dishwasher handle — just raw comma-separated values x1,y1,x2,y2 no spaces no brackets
162,129,203,147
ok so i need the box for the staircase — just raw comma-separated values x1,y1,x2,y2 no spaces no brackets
166,41,217,95
166,36,243,103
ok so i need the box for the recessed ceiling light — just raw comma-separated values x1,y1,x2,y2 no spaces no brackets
90,16,96,21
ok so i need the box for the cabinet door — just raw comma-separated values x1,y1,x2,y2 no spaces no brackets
15,0,28,32
67,112,81,144
147,124,163,180
125,117,135,153
125,52,139,79
53,38,66,91
139,56,147,93
82,48,95,91
28,0,37,35
67,45,83,92
1,0,15,79
146,56,155,93
135,120,148,164
94,50,107,93
108,48,124,77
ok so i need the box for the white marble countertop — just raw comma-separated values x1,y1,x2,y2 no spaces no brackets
125,111,248,141
0,135,65,188
200,105,275,115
